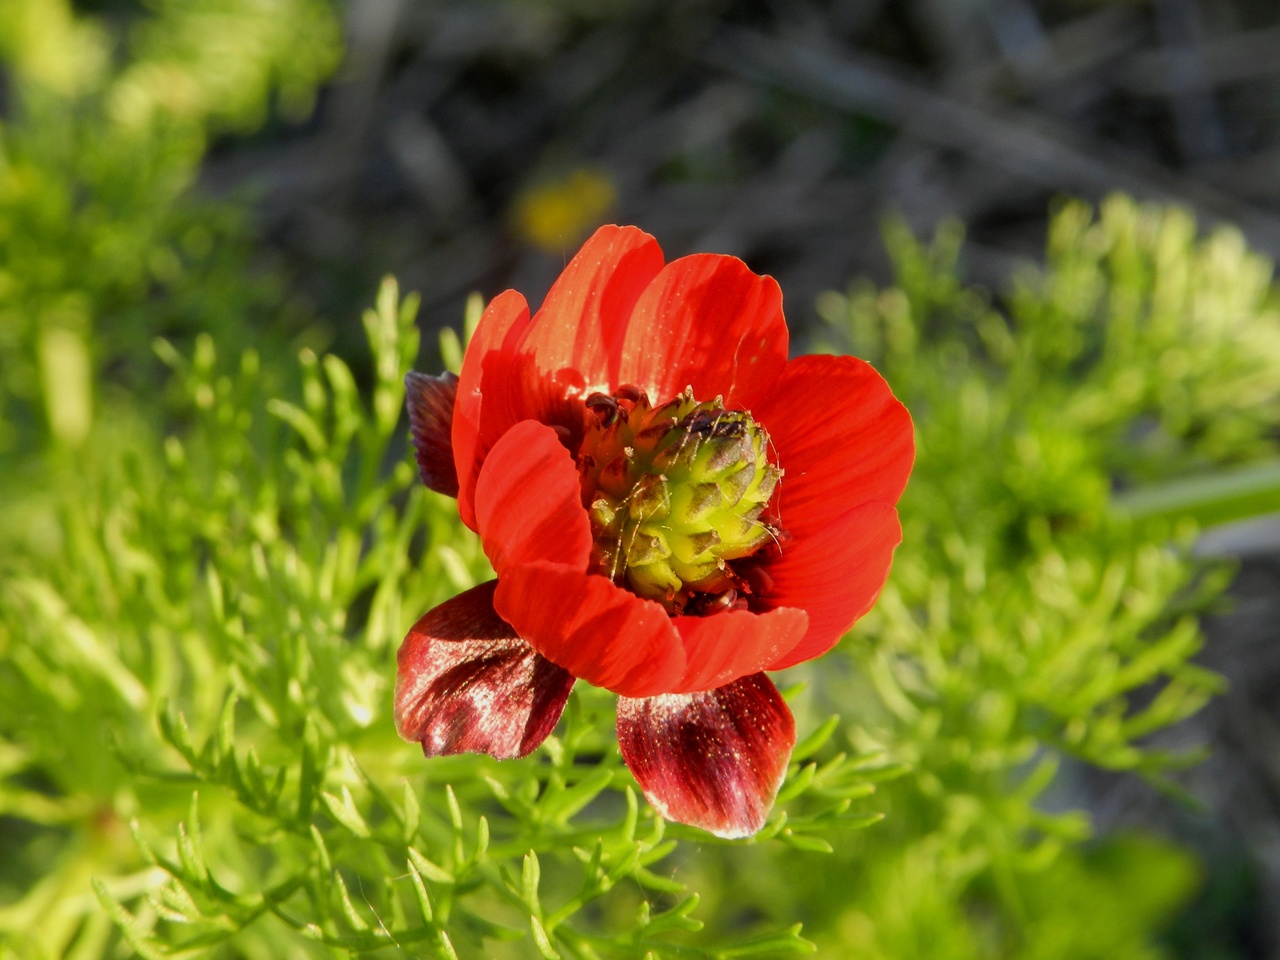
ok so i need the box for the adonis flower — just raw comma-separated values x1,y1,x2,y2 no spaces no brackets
396,225,914,838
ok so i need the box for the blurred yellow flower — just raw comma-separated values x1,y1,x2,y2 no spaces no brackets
513,168,617,252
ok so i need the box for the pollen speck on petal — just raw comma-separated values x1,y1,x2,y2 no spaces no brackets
616,672,795,838
395,582,575,760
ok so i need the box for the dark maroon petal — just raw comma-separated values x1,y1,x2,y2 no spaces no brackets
616,673,795,838
406,370,460,497
395,582,575,760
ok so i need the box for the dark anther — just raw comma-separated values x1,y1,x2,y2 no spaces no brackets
686,588,749,616
712,420,745,439
550,424,572,444
739,565,774,598
585,393,619,426
682,409,745,440
614,384,644,404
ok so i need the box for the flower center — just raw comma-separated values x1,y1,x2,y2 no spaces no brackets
577,386,781,614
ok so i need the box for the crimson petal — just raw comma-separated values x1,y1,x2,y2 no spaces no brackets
765,500,902,671
493,561,686,698
453,288,534,529
473,420,593,576
616,673,795,838
406,370,460,497
753,354,914,540
620,253,789,410
670,606,808,694
519,224,666,393
395,582,575,760
453,228,663,527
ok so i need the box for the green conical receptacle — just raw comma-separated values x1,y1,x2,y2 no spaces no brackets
584,389,780,613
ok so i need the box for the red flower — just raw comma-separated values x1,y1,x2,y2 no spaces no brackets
396,226,913,838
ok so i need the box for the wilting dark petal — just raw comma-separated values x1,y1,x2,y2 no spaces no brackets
616,672,795,838
406,370,460,497
395,582,575,760
764,500,901,671
473,420,593,576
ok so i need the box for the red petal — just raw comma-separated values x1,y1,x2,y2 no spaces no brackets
493,562,686,697
616,672,795,838
405,371,460,497
453,228,665,527
670,606,808,693
453,289,533,529
395,582,575,760
754,354,914,540
519,224,666,392
620,253,789,409
473,420,593,575
764,500,902,671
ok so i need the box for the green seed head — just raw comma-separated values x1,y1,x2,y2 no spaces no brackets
579,387,780,613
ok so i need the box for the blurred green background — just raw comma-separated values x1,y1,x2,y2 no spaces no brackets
3,1,1280,957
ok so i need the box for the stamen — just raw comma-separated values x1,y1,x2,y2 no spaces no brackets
585,393,619,426
739,565,774,598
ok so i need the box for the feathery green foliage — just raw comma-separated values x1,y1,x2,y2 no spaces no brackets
799,196,1280,958
2,278,885,957
4,3,1280,954
0,0,339,461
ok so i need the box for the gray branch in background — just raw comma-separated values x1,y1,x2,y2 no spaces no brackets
710,26,1280,257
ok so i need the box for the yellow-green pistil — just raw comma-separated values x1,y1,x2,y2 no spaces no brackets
578,387,780,614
